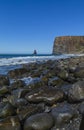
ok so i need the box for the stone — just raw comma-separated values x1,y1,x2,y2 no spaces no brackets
0,116,21,130
0,86,10,97
17,104,42,121
48,77,64,87
8,68,28,78
0,75,9,86
51,103,78,128
68,81,84,102
25,87,64,105
74,67,84,78
10,80,25,90
0,102,16,119
24,113,54,130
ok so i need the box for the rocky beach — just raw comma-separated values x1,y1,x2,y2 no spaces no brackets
0,54,84,130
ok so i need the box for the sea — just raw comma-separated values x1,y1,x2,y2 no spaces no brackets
0,53,84,75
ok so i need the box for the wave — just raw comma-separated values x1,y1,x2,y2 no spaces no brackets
0,54,84,66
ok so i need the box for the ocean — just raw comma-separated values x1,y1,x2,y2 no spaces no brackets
0,53,84,75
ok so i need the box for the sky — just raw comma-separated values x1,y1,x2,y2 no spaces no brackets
0,0,84,54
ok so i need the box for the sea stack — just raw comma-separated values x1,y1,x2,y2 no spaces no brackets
33,50,37,55
53,36,84,54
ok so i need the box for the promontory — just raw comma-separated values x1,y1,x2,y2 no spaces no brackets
53,36,84,54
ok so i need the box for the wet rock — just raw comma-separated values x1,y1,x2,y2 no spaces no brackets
0,86,10,97
74,67,84,78
51,103,78,128
25,87,64,105
24,113,54,130
80,116,84,130
0,102,16,119
7,97,28,108
0,116,21,130
26,77,44,90
68,81,84,102
0,75,9,86
57,69,69,80
78,102,84,115
8,68,28,78
48,77,64,87
10,80,25,90
11,88,30,99
17,104,42,121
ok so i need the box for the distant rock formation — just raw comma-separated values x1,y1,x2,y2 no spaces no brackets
53,36,84,54
33,50,37,55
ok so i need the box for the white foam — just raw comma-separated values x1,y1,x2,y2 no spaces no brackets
0,54,84,66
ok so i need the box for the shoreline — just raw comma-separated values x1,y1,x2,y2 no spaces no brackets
0,55,84,130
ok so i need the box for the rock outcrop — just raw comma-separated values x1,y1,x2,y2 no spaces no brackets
53,36,84,54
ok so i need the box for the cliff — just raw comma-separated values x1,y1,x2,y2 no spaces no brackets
53,36,84,54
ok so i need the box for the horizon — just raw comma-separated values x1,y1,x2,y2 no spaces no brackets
0,0,84,53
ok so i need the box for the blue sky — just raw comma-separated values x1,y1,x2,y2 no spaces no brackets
0,0,84,54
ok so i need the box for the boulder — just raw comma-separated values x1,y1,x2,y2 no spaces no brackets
74,67,84,78
24,113,54,130
25,87,64,105
8,68,28,78
51,103,77,128
0,116,21,130
68,81,84,102
0,102,16,119
0,75,9,86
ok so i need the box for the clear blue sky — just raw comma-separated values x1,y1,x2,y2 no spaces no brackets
0,0,84,54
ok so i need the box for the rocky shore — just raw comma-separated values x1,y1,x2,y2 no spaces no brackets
0,55,84,130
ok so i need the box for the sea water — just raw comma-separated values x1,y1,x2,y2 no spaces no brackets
0,53,84,75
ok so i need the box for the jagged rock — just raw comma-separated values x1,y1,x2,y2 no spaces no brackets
24,113,54,130
53,36,84,54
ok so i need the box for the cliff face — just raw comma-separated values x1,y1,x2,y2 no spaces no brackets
53,36,84,54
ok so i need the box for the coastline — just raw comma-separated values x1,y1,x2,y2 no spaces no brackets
0,55,84,130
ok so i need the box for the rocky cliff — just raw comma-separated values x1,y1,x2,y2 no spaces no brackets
53,36,84,54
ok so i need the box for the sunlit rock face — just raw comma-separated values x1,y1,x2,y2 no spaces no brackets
53,36,84,54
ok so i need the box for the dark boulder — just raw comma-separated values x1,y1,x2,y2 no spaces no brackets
8,68,28,78
25,87,64,105
74,67,84,78
0,102,16,119
51,103,78,129
68,81,84,102
0,75,9,86
24,113,54,130
0,116,21,130
48,77,64,87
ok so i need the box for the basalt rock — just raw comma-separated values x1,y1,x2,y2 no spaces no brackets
0,116,21,130
25,87,64,105
53,36,84,54
8,68,28,78
68,81,84,103
51,103,78,128
24,113,54,130
0,75,9,86
0,102,16,119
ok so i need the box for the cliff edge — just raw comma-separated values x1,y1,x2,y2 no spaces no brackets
53,36,84,54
